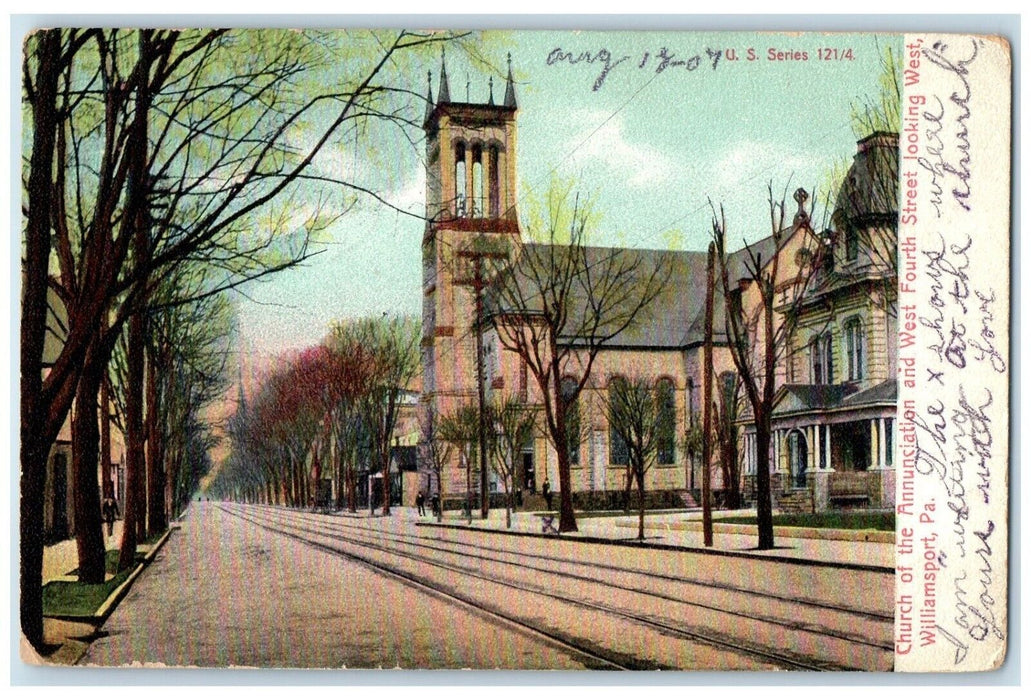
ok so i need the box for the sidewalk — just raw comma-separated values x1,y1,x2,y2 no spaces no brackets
37,519,172,664
403,506,896,570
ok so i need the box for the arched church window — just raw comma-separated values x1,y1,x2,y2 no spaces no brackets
656,379,676,465
561,377,580,465
609,376,629,466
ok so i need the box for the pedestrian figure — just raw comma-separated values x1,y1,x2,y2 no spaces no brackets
542,477,552,511
431,492,440,517
416,491,426,516
102,495,119,537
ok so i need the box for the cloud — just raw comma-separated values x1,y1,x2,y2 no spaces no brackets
710,140,820,195
560,110,681,188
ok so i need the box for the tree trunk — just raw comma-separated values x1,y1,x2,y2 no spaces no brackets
551,368,577,533
100,375,112,499
637,466,646,541
754,424,775,550
146,349,166,535
381,442,392,516
20,28,62,652
119,309,146,571
72,341,108,583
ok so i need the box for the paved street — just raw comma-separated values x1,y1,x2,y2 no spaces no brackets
78,503,587,669
77,502,894,670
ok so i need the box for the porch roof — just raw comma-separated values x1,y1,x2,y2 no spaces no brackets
738,379,897,426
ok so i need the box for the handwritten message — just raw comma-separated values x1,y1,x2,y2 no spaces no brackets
543,43,859,91
895,33,1010,672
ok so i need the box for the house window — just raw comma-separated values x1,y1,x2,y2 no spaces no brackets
656,379,676,465
844,318,865,381
720,371,736,410
845,228,859,262
561,377,580,465
810,336,824,384
810,333,833,384
609,377,629,466
822,333,833,384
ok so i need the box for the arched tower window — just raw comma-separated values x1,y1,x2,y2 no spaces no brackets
454,142,467,218
561,377,580,465
656,379,676,465
471,144,483,218
488,145,500,217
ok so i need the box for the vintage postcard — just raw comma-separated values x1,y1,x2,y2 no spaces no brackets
16,26,1011,674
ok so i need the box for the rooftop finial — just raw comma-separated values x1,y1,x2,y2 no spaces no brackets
488,76,495,105
793,187,810,226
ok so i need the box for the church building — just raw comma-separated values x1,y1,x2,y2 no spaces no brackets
418,56,899,514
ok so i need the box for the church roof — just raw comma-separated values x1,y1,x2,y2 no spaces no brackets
485,236,781,350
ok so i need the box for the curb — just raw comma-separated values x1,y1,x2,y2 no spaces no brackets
415,520,894,574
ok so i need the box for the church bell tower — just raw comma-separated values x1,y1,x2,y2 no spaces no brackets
421,52,521,493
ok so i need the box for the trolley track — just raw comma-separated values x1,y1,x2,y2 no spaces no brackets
221,503,892,671
276,505,893,623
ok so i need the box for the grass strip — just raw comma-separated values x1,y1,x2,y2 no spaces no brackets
44,549,144,618
716,512,895,531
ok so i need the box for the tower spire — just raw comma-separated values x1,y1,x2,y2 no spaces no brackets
503,52,517,108
437,47,451,104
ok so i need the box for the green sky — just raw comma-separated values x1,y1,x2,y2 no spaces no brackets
236,30,901,362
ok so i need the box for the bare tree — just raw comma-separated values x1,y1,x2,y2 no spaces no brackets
419,405,454,523
438,403,482,524
486,179,672,533
710,186,829,550
21,28,468,649
605,376,661,541
352,316,421,516
490,396,538,529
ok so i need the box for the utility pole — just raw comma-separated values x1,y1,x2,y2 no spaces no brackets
455,248,506,519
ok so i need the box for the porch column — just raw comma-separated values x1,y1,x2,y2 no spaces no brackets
878,417,887,468
870,419,880,470
824,424,833,472
807,426,817,471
